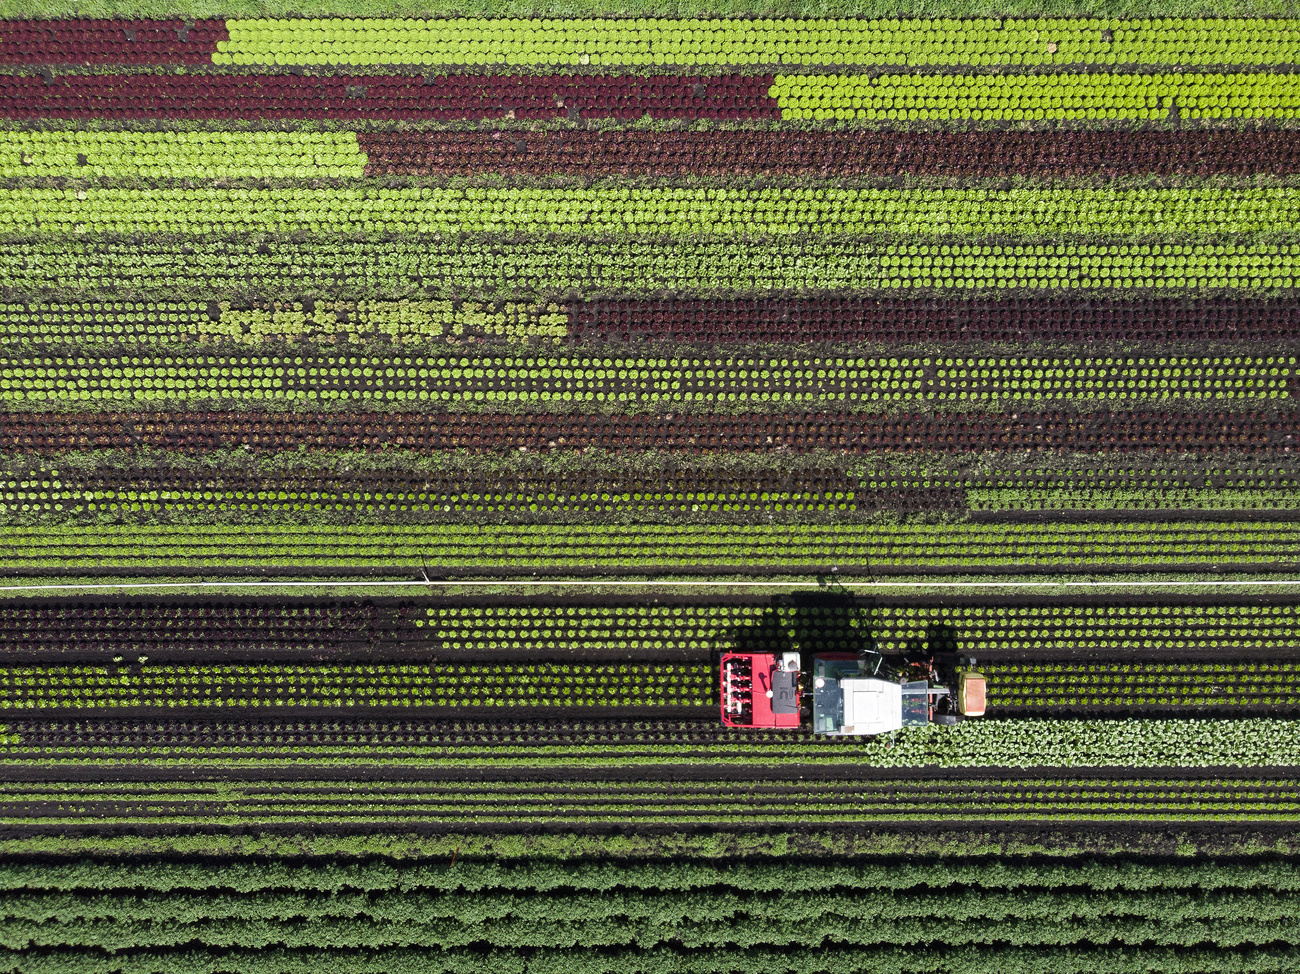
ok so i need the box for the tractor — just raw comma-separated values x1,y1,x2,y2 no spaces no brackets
720,649,985,734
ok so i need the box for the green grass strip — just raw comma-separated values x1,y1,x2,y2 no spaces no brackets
0,132,364,180
0,522,1296,573
9,186,1300,239
216,17,1300,68
8,237,1298,298
773,71,1300,121
0,352,1289,409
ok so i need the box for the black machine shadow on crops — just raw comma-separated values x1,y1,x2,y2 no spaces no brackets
722,589,964,666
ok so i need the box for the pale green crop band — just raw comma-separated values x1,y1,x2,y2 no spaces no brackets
216,17,1300,68
0,131,365,179
772,71,1300,121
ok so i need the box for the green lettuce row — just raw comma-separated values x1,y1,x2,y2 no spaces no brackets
0,131,364,179
10,460,1300,525
217,17,1300,68
0,776,1292,827
0,661,1289,713
8,599,1300,664
10,237,1295,298
10,186,1300,239
970,486,1300,512
0,522,1298,574
0,661,712,711
0,299,568,347
0,352,1287,410
6,720,1299,772
984,663,1300,708
418,602,1300,658
772,71,1300,121
0,485,853,524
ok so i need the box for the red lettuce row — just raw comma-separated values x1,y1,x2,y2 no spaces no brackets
0,18,226,64
0,72,776,120
570,296,1300,344
362,129,1300,177
0,410,1293,453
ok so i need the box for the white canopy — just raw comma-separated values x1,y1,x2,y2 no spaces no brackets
839,677,903,735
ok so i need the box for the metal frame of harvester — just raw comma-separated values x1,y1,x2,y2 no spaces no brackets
721,648,986,734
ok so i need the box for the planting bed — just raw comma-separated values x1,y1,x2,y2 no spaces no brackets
5,8,1300,973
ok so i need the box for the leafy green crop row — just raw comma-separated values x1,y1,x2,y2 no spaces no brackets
12,186,1299,239
11,237,1295,298
0,484,852,524
0,522,1296,573
0,300,568,347
216,17,1300,68
0,352,1286,409
0,131,364,179
1,905,1296,954
985,663,1300,709
8,719,1300,773
971,486,1300,512
10,855,1298,894
0,661,712,710
4,876,1296,927
861,468,1300,514
773,71,1300,120
5,943,1298,974
418,601,1300,658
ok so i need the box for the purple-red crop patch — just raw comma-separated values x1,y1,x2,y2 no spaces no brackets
0,18,227,64
0,72,778,119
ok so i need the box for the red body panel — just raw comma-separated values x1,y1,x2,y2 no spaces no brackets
720,652,801,729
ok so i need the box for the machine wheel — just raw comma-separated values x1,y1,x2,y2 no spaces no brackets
932,714,962,726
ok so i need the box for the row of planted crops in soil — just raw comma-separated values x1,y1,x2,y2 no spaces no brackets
0,659,1295,711
1,522,1300,573
2,775,1296,829
6,597,1300,659
4,11,1300,973
3,855,1298,974
9,460,1300,520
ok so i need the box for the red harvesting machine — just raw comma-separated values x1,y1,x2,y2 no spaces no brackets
720,651,803,729
721,650,986,735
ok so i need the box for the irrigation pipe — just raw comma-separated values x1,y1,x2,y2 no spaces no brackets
3,578,1300,593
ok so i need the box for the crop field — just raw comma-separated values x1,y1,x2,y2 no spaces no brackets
5,4,1300,973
